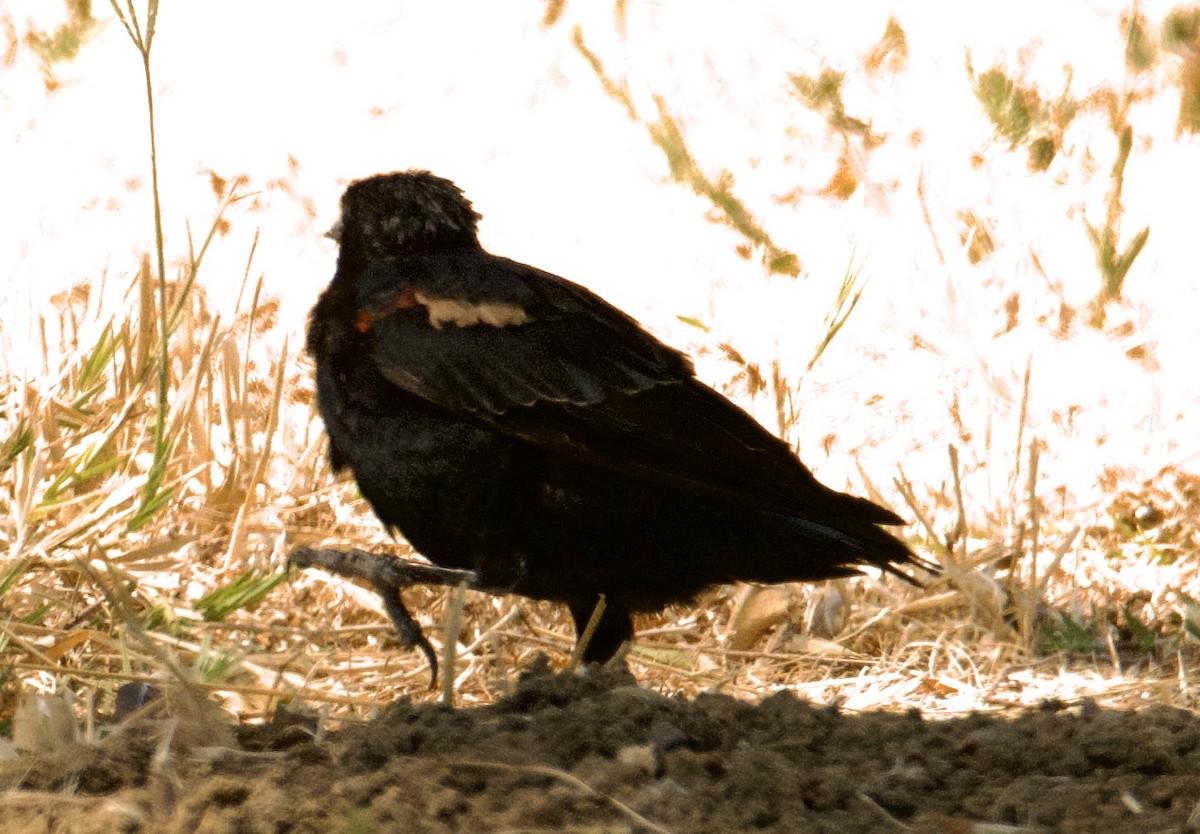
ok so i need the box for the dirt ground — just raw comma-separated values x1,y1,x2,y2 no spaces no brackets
2,660,1198,834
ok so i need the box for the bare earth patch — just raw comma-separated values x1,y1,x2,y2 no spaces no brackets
3,661,1198,834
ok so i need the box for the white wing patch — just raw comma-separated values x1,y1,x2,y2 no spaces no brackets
414,292,531,330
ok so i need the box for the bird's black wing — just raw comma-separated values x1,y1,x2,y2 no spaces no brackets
358,248,901,526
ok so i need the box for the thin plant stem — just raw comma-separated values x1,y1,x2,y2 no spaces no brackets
109,0,171,529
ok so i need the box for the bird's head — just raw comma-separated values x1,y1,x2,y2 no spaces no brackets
328,170,482,262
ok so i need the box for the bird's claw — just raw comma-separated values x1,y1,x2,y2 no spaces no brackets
288,546,479,688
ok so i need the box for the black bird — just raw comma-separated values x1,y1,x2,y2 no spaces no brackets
305,170,927,667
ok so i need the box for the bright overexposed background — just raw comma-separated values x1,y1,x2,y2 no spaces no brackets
5,2,1197,501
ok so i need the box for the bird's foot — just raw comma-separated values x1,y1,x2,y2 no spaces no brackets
288,546,479,687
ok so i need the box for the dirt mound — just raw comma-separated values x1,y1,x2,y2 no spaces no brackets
2,661,1198,833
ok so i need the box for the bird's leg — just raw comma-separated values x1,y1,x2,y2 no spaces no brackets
567,593,607,671
288,546,479,687
567,597,634,667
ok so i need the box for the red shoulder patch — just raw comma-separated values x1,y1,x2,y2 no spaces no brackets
355,285,420,333
355,285,531,332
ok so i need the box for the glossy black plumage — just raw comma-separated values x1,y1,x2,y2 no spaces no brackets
307,170,924,665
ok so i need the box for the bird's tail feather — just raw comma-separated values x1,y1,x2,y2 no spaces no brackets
765,513,936,586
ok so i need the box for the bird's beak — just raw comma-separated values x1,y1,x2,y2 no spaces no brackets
325,216,343,243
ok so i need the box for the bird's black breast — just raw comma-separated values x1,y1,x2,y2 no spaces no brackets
309,311,536,582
